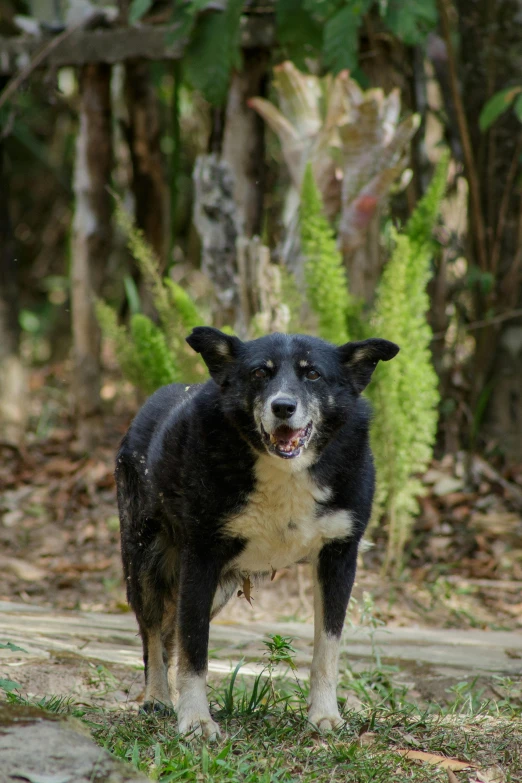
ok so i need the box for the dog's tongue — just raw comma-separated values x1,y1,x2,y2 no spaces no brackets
269,426,302,452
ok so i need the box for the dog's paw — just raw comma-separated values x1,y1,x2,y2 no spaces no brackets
140,700,174,717
308,709,345,733
178,713,221,742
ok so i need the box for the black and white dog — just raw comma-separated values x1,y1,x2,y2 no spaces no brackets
116,327,399,739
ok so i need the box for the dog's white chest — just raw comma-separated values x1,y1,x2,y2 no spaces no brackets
224,455,353,574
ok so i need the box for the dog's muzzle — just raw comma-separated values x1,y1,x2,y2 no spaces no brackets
260,421,313,459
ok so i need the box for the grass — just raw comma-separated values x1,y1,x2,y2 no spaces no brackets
3,635,521,782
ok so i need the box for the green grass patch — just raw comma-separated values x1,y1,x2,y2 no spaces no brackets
2,635,521,782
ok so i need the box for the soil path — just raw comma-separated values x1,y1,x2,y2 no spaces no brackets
1,600,521,711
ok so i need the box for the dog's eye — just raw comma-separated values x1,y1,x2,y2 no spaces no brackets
252,367,268,379
306,369,320,381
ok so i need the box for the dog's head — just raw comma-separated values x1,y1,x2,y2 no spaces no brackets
187,327,399,467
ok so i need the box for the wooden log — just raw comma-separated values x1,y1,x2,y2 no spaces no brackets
70,63,112,449
0,18,275,75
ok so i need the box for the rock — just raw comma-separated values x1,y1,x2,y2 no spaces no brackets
0,704,148,783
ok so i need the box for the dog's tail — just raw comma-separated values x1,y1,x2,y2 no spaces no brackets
115,436,148,595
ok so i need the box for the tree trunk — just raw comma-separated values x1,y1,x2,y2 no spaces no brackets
71,63,112,450
454,0,522,456
222,49,269,237
124,59,168,269
0,81,26,445
192,154,241,331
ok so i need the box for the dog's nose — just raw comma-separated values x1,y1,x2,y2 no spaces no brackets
271,397,297,419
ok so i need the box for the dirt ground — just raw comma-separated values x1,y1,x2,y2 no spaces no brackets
2,364,522,631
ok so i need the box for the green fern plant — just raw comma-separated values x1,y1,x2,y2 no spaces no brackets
97,201,205,395
368,153,449,573
299,164,352,343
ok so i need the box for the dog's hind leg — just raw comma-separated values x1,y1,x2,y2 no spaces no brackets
135,571,173,713
162,598,178,700
141,625,172,713
309,539,359,732
117,450,171,712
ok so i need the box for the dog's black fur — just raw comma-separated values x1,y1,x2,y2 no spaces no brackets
116,327,399,738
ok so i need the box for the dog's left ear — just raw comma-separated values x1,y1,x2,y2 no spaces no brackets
338,338,400,393
186,326,243,384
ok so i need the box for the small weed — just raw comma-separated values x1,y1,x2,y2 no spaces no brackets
87,663,119,696
0,641,28,653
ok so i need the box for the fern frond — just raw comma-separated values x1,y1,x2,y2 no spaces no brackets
129,314,179,394
323,5,363,74
164,279,202,333
184,0,244,105
369,154,449,573
300,164,350,344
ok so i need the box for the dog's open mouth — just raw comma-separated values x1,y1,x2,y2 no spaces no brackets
261,422,313,459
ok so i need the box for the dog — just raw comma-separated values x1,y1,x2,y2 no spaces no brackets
116,326,399,739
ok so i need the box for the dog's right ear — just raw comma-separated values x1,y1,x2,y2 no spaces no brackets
186,327,243,385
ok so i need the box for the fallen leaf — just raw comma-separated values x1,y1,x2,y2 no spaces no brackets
433,476,464,496
400,732,420,747
45,457,81,476
50,558,113,574
395,749,478,771
243,576,253,606
358,731,377,746
472,766,506,783
0,556,47,581
1,510,24,528
447,771,459,783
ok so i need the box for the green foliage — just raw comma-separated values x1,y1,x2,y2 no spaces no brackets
276,0,324,68
0,678,21,693
171,0,243,106
479,86,522,131
164,279,202,333
128,0,153,24
299,164,351,344
129,315,179,395
96,301,177,395
323,3,370,74
0,641,28,652
97,201,205,395
369,153,449,572
171,1,438,103
382,0,438,45
276,0,438,77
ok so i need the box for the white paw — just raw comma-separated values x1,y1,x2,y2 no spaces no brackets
308,708,345,733
178,712,221,742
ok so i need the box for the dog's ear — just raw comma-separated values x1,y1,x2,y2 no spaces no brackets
186,327,243,384
338,338,399,393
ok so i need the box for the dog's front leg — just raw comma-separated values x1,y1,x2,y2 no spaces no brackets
309,539,358,732
176,547,222,741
